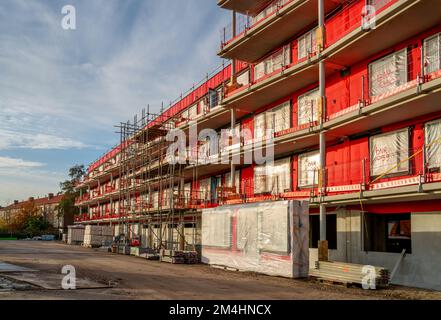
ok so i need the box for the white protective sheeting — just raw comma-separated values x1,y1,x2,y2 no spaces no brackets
225,171,241,193
254,112,266,142
236,70,250,86
424,32,441,75
369,49,407,97
425,118,441,169
370,128,409,177
298,88,319,126
202,200,309,278
298,151,320,188
254,158,291,194
298,27,318,60
268,101,291,133
254,45,290,81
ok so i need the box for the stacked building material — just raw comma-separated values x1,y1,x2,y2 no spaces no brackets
310,261,390,288
184,251,199,264
67,225,85,245
160,250,185,264
118,245,130,255
159,250,199,264
83,225,113,248
137,248,159,260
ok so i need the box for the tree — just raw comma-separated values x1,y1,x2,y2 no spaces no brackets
58,164,86,224
60,164,86,193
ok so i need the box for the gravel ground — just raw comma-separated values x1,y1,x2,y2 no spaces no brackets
0,241,440,300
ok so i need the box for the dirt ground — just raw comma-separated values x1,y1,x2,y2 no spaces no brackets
0,240,440,300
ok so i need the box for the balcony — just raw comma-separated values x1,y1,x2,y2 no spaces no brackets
219,0,343,63
218,0,273,15
223,0,441,113
323,0,441,69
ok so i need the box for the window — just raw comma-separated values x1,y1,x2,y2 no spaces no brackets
225,171,240,193
254,165,268,194
183,183,192,205
188,104,198,120
254,158,291,194
254,101,291,141
266,158,291,194
298,27,318,60
298,88,319,126
309,214,337,250
236,70,250,86
209,88,220,108
424,32,441,75
425,118,441,171
370,128,409,177
268,101,291,133
369,49,407,97
298,151,320,188
363,213,412,254
199,178,212,202
253,45,290,81
254,113,266,142
199,96,209,115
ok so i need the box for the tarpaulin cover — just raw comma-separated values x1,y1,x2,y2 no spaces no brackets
298,27,317,60
298,88,319,126
298,151,320,188
201,200,309,278
369,49,407,97
425,118,441,169
370,128,409,177
424,32,441,75
254,158,291,194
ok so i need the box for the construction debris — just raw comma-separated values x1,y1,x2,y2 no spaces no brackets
310,261,390,288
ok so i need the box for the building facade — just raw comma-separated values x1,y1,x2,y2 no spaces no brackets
0,194,69,235
75,0,441,290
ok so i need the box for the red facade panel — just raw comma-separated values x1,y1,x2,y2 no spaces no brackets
241,166,254,198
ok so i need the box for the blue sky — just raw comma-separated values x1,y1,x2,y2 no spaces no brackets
0,0,229,206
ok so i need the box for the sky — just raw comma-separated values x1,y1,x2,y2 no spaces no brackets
0,0,230,206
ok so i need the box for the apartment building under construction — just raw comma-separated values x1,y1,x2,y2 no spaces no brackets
75,0,441,290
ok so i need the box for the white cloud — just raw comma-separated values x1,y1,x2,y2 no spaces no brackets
0,129,87,150
0,156,45,169
0,0,229,205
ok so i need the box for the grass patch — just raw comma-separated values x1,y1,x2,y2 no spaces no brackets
0,237,18,240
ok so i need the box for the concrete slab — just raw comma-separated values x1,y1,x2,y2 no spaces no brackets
3,272,111,290
0,262,37,273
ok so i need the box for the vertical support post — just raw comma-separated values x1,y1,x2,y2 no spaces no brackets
318,0,328,261
230,107,236,188
232,10,237,38
421,38,425,80
230,10,237,86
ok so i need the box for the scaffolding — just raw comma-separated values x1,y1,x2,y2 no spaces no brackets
115,105,201,253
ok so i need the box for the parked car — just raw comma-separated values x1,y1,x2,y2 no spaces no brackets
41,235,56,241
32,236,42,241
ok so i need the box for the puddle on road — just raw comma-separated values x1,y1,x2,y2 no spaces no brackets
0,276,33,291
